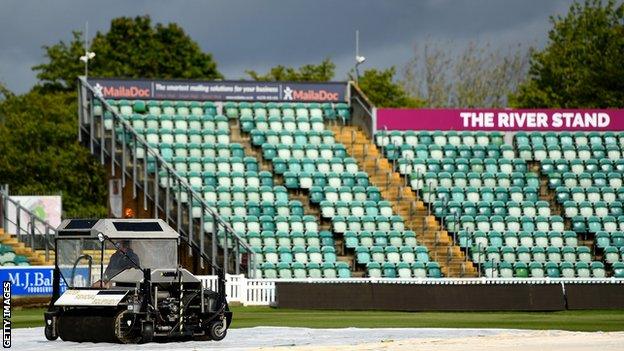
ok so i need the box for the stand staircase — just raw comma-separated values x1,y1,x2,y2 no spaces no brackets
229,121,360,275
0,228,49,265
332,125,478,277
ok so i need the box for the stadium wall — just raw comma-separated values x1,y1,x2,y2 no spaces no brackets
275,281,624,311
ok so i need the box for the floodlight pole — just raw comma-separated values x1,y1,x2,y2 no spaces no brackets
354,29,366,84
84,22,89,78
355,30,360,84
80,22,95,80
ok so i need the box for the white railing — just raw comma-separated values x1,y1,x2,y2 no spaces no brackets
198,275,624,306
198,274,275,306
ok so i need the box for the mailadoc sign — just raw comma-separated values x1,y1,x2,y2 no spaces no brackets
377,109,624,131
88,78,348,102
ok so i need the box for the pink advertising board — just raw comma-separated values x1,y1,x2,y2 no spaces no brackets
376,109,624,131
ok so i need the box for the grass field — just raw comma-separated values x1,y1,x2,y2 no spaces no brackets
13,306,624,332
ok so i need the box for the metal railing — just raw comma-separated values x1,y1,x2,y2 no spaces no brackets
77,77,255,277
348,82,375,138
0,186,55,261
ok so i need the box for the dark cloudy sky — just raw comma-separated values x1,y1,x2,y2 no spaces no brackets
0,0,575,94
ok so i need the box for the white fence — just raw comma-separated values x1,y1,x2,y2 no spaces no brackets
197,275,624,306
198,274,275,306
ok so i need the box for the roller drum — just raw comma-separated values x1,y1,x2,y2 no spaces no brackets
57,308,140,343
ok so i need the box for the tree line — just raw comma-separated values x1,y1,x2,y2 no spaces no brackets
0,0,622,218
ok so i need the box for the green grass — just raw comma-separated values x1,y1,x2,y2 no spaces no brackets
13,308,46,329
13,306,624,332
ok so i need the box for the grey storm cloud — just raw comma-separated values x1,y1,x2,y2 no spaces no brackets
0,0,574,94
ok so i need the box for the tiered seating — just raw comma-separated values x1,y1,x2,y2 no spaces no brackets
242,107,441,278
0,244,30,266
518,132,624,275
377,130,603,278
105,99,352,279
234,102,350,131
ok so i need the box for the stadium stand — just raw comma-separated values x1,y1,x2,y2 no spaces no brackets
69,79,623,280
99,100,350,278
243,103,443,278
0,228,40,266
98,99,453,278
373,130,612,277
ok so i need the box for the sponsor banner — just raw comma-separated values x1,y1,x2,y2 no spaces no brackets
55,289,127,306
7,196,61,235
88,78,347,102
0,266,87,296
377,108,624,131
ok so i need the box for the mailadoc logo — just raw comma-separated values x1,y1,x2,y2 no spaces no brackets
282,86,339,102
94,82,151,98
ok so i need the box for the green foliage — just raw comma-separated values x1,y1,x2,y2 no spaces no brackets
0,91,107,217
512,0,624,107
246,59,335,82
356,67,423,107
3,15,224,219
0,82,13,101
34,15,222,92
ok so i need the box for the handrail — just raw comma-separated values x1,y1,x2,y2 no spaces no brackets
0,187,55,261
77,77,256,277
347,81,375,138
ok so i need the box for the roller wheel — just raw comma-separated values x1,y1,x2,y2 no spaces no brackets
114,310,142,344
207,320,227,341
44,324,58,341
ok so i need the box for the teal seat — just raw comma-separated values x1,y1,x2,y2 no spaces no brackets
322,246,337,263
529,262,544,277
366,262,382,278
612,262,624,278
336,262,351,278
262,262,277,278
277,262,292,279
545,262,560,278
591,261,606,277
382,262,397,277
355,246,370,264
293,262,308,278
278,246,293,264
426,262,442,278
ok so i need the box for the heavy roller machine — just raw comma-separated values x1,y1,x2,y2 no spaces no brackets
44,218,231,343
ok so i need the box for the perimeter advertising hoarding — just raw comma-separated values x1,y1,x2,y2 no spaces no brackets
88,78,348,102
377,109,624,131
0,266,87,296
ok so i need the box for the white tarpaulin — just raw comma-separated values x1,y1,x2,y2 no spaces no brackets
11,327,624,351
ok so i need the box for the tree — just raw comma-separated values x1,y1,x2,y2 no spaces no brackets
0,16,225,218
356,68,423,107
0,82,13,101
512,0,624,108
402,41,528,107
246,59,335,82
33,16,222,92
0,91,108,217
